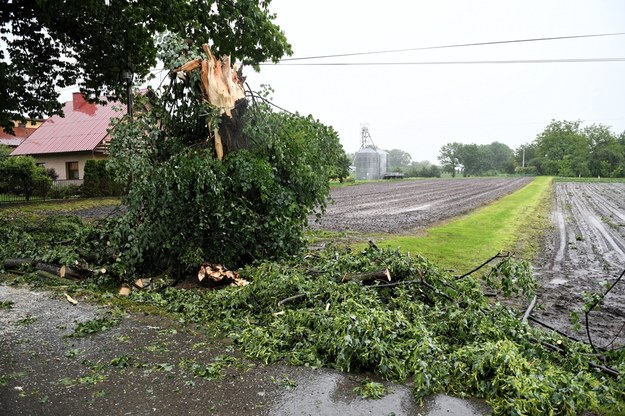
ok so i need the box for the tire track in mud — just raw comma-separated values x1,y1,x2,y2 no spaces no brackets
312,177,532,233
533,182,625,348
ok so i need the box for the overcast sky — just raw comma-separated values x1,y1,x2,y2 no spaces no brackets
242,0,625,163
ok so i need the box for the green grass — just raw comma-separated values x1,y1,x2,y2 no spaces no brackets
365,176,553,273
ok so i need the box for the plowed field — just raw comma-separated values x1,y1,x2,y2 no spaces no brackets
312,177,532,233
533,182,625,347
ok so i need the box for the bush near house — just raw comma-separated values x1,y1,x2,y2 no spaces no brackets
82,160,123,197
0,156,51,200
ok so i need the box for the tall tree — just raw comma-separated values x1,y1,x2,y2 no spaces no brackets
457,143,481,176
585,124,624,177
386,148,412,171
534,120,590,176
0,0,291,133
488,141,514,172
438,142,463,177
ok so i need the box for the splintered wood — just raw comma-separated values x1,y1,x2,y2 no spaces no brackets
197,263,249,288
173,44,246,160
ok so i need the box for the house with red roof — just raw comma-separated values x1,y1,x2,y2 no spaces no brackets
11,93,126,180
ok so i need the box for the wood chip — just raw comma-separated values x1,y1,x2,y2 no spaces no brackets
118,286,131,296
64,293,78,305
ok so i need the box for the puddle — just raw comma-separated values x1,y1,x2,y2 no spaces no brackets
268,368,491,416
548,277,569,285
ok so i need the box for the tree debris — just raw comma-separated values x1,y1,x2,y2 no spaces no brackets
341,269,391,284
197,263,249,288
173,44,246,160
64,293,78,305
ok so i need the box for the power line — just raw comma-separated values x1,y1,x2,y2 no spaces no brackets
278,32,625,62
261,57,625,66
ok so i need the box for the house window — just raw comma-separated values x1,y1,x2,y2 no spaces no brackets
66,161,79,179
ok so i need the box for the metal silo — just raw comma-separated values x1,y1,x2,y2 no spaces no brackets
354,125,387,180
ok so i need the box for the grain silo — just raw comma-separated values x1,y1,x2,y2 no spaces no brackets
354,125,387,180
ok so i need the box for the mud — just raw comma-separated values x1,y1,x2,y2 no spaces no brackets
532,182,625,348
312,177,532,233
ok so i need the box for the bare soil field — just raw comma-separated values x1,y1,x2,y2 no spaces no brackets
312,177,532,233
532,182,625,348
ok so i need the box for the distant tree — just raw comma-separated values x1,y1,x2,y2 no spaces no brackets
329,152,352,182
534,120,590,177
457,144,481,176
438,142,463,177
386,149,412,171
488,141,514,173
0,0,291,133
405,160,440,178
585,124,624,177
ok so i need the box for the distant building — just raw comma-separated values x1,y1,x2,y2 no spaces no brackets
353,125,387,180
11,93,125,180
0,119,45,148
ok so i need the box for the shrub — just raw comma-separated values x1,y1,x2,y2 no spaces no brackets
0,156,51,200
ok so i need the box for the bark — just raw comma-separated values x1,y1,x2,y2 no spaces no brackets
342,269,391,284
173,44,247,160
522,295,537,323
3,258,36,269
35,262,64,277
63,265,91,280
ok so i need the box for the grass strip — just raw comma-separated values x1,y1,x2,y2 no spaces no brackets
368,176,553,273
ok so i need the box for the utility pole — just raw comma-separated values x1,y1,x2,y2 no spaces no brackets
122,64,134,121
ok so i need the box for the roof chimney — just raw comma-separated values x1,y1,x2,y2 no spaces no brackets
72,92,88,111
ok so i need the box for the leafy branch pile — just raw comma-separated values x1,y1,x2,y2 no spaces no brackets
128,246,625,415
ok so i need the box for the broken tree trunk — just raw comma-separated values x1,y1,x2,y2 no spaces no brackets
34,262,64,277
63,265,91,280
173,44,247,160
197,262,249,288
3,258,36,269
342,269,391,284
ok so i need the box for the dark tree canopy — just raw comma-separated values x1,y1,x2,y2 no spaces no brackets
523,120,625,177
0,0,291,133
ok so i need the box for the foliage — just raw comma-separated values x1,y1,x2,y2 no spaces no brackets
69,317,120,338
0,212,88,267
105,37,347,278
83,160,123,197
386,149,412,171
0,144,11,161
127,246,625,415
519,120,625,178
0,0,291,133
353,379,391,399
438,141,514,177
404,160,441,178
438,142,462,177
0,156,51,200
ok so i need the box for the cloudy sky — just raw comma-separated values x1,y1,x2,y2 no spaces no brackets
242,0,625,163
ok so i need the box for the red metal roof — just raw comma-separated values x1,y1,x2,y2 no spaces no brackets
11,95,126,156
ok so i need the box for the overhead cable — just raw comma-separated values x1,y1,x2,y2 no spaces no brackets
277,32,625,62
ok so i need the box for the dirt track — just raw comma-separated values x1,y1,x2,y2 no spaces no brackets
312,177,532,233
533,182,625,348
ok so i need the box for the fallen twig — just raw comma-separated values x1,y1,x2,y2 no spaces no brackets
527,316,584,344
277,293,308,306
455,252,510,280
585,269,625,353
522,295,537,323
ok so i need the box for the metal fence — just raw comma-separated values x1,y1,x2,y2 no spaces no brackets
0,179,84,204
